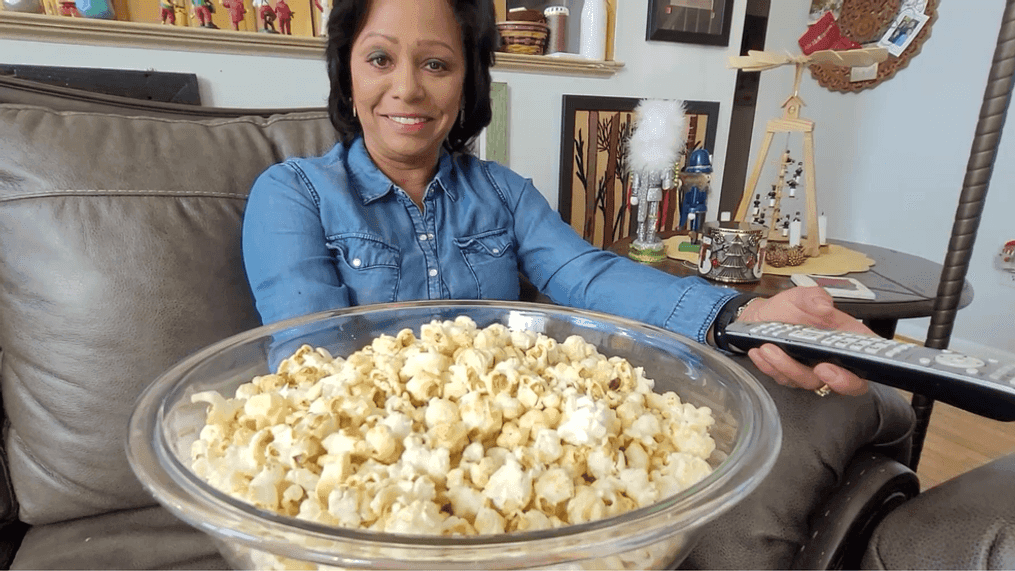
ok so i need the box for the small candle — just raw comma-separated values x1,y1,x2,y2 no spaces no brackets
789,220,802,247
818,214,828,245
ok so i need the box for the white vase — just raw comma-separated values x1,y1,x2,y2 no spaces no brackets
579,0,606,60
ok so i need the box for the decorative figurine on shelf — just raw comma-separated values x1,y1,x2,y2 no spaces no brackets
160,0,177,24
57,0,80,16
221,0,246,30
257,0,277,32
627,99,689,264
275,0,293,34
191,0,217,28
2,0,45,13
313,0,328,36
679,147,713,245
75,0,114,18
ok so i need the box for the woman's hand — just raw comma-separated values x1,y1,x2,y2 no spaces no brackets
737,286,871,396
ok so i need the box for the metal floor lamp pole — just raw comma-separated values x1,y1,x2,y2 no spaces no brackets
909,0,1015,469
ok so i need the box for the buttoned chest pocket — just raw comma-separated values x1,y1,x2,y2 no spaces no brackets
326,235,401,305
454,228,519,300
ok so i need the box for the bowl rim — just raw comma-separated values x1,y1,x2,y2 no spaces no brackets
127,300,781,566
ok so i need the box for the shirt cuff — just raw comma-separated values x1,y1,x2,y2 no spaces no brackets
663,278,741,345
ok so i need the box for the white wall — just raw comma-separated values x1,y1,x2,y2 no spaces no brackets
752,0,1015,359
0,39,332,108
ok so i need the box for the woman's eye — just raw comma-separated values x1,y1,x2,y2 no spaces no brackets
424,60,448,72
368,53,391,67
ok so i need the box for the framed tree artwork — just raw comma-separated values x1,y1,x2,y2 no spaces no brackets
558,94,719,249
646,0,735,46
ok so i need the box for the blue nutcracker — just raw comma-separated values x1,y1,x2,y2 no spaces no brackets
679,147,713,243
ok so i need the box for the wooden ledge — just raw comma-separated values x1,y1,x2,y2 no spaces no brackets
0,12,624,77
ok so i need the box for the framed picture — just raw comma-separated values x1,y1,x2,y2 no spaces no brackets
558,94,719,249
646,0,735,46
877,8,930,57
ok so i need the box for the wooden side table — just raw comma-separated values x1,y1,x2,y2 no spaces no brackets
607,232,974,339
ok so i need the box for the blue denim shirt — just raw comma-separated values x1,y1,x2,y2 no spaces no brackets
242,136,737,344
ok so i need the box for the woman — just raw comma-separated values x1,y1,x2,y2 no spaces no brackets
242,0,871,396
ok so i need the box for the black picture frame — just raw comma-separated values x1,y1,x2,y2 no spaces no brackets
646,0,735,47
558,94,720,249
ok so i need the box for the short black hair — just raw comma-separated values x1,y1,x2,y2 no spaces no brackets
324,0,498,154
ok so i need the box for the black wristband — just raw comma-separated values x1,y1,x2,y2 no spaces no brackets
713,293,762,353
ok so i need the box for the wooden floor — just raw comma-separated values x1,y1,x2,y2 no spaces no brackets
900,390,1015,490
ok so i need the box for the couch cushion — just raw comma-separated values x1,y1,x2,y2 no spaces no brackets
0,102,337,525
11,505,227,570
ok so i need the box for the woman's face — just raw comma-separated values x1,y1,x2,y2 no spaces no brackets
350,0,466,170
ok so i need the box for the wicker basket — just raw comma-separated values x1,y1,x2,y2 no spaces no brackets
497,21,549,56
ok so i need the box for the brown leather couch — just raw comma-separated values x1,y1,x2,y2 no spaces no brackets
0,74,932,569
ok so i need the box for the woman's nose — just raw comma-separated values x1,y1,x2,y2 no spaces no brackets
391,65,424,101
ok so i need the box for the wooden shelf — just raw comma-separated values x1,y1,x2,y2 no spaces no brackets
0,12,624,77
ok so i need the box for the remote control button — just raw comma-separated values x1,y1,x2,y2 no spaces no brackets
990,363,1015,381
919,357,932,365
789,329,826,341
935,354,985,369
966,368,979,375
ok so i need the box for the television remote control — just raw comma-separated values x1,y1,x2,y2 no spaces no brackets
721,321,1015,422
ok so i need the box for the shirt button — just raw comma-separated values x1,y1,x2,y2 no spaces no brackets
492,248,500,254
428,269,438,277
419,234,428,241
428,233,434,240
352,258,362,268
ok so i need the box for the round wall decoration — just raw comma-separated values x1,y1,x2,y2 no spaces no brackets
809,0,938,92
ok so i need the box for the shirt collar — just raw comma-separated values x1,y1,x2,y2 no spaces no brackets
347,136,458,205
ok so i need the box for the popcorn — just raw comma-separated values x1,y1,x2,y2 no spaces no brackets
189,316,716,547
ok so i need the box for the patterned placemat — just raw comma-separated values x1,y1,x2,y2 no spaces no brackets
664,235,875,276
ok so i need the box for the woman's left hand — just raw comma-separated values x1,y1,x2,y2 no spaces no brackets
737,286,871,396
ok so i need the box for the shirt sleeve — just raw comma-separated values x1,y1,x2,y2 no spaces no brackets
242,161,352,326
488,164,738,345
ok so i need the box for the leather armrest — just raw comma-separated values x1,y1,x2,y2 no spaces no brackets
861,452,1015,570
793,451,919,569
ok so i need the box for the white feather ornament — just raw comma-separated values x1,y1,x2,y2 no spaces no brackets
628,99,689,173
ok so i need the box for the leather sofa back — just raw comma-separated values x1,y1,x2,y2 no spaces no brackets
0,76,338,525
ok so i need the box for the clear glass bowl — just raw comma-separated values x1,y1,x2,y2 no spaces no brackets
127,300,781,570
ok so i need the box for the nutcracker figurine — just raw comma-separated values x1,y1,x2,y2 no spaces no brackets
257,0,277,32
221,0,247,30
191,0,217,27
679,147,713,244
160,0,177,23
627,99,688,263
275,0,293,34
